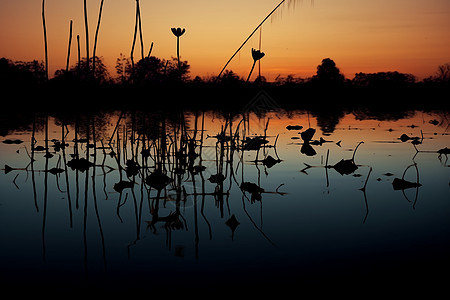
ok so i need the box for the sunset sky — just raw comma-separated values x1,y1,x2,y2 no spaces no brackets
0,0,449,81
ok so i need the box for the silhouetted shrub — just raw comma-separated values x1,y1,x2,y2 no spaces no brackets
53,56,111,84
352,71,416,88
0,57,47,86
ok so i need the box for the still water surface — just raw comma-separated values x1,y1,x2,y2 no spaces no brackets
0,108,449,293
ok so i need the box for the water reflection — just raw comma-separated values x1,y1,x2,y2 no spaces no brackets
0,107,449,292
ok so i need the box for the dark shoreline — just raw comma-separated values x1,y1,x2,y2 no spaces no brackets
3,82,449,113
1,84,448,138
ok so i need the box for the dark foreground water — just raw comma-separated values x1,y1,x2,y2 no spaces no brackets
0,106,449,295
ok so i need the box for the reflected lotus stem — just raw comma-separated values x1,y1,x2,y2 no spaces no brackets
352,141,364,161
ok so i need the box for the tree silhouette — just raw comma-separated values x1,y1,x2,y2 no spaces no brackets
311,58,345,85
132,56,166,84
129,56,190,85
435,63,450,83
54,56,110,83
165,57,190,83
115,53,132,84
217,70,243,86
0,58,47,86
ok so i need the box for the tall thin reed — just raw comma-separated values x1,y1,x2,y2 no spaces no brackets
93,0,105,76
137,0,144,60
83,0,90,72
147,42,154,57
42,0,48,80
217,0,297,80
131,3,138,72
66,20,73,72
131,0,144,75
258,27,262,78
77,35,81,74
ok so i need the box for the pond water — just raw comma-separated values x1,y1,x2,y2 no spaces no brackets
0,107,449,294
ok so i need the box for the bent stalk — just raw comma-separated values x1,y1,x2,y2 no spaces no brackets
216,0,287,80
246,60,257,83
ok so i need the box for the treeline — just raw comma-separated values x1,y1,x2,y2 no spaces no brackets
0,54,450,88
2,56,450,88
1,56,449,112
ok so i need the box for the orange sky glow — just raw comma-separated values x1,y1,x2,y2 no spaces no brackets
0,0,449,81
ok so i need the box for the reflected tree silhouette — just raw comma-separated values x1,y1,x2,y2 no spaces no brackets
312,109,345,134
